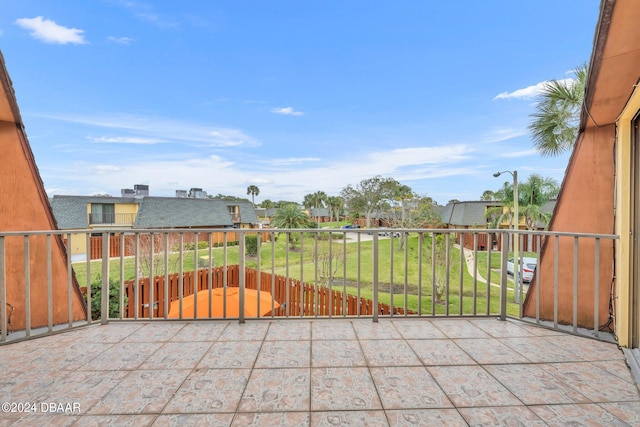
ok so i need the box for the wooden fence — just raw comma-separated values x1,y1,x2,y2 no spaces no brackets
454,231,543,253
121,264,415,318
496,232,543,253
88,231,241,260
456,232,491,251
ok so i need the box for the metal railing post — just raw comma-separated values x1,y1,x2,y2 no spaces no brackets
85,233,92,323
67,233,73,327
239,232,245,324
594,238,600,338
46,235,52,332
0,236,6,342
372,232,379,323
499,231,508,321
101,232,110,324
24,235,31,336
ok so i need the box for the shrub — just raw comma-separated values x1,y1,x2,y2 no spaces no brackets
183,241,210,251
85,275,127,320
316,232,344,240
246,236,258,256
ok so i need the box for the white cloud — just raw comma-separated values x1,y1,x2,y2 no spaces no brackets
498,149,538,158
107,36,134,45
368,146,471,167
247,178,272,185
45,141,479,204
44,113,259,147
271,107,305,116
92,164,123,173
482,127,527,143
15,16,87,45
265,157,320,166
493,82,547,100
90,136,166,144
493,78,576,100
116,1,178,28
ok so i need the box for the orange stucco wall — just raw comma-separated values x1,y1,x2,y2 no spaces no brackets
523,126,615,328
1,121,87,330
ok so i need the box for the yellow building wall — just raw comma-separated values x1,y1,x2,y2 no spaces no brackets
615,84,640,347
66,233,88,257
116,203,138,216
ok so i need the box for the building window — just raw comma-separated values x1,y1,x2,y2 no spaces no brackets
90,203,115,224
228,206,240,223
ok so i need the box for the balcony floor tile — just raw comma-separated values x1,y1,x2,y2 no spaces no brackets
1,318,638,426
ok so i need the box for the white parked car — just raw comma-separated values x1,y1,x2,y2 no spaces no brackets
506,257,537,283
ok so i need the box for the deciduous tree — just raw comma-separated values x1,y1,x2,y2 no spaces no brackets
340,176,401,228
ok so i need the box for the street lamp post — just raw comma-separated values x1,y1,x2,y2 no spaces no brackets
493,170,519,303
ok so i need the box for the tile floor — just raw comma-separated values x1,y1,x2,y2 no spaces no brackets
1,318,639,426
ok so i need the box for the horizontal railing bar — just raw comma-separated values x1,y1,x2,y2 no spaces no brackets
0,228,620,240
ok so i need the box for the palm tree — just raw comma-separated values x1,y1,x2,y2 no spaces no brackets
260,199,275,210
271,204,312,249
480,190,495,201
519,174,558,206
486,174,559,230
309,191,327,223
246,185,260,206
326,196,344,223
485,181,515,229
520,204,552,230
518,174,559,229
529,63,587,157
302,194,315,211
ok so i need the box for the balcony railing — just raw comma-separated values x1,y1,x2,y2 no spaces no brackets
88,212,136,225
0,228,618,345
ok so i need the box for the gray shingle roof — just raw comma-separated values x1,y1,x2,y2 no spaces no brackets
50,195,138,229
224,201,258,225
134,197,234,228
535,199,557,228
444,201,502,227
440,199,557,228
540,199,556,214
51,195,260,229
434,205,450,223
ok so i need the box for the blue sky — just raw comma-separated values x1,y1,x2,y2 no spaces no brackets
1,1,600,205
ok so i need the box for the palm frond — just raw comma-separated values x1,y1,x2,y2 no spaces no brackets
528,63,587,157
